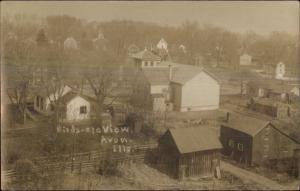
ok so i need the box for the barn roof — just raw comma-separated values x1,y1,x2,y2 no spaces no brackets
222,113,270,136
141,63,219,86
142,68,170,85
131,49,161,61
168,126,222,154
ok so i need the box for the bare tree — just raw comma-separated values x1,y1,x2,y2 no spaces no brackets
82,66,119,126
43,73,67,127
6,67,32,124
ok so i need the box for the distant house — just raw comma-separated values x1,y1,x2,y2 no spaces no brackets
92,31,107,50
275,62,285,80
220,113,300,166
247,79,296,100
178,44,186,53
59,92,92,122
63,37,78,50
156,38,168,50
247,97,297,119
130,49,161,69
34,85,72,115
132,62,220,112
127,44,140,55
240,53,252,66
157,126,222,179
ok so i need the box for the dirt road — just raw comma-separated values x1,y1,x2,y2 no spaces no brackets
221,160,298,190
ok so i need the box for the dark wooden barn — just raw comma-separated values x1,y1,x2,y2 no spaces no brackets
157,126,222,179
220,113,300,167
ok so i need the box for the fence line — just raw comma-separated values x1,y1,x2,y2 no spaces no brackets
2,143,158,183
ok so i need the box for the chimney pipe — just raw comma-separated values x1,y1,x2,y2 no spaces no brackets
226,112,230,122
168,64,173,81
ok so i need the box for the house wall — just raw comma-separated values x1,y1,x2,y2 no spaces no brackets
252,125,300,165
220,125,253,165
157,131,180,178
276,63,286,79
152,96,166,112
66,96,90,121
240,55,252,66
179,150,220,179
132,72,152,109
180,72,220,111
250,102,278,118
170,83,182,111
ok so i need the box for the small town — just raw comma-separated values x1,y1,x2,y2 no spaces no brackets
1,1,299,190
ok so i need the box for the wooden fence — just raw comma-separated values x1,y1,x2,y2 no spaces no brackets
2,143,158,183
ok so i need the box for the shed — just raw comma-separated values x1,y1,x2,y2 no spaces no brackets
158,126,222,179
220,113,300,166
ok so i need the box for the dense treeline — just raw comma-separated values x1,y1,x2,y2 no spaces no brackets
2,14,299,70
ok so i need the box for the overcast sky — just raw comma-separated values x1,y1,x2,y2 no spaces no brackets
2,1,299,35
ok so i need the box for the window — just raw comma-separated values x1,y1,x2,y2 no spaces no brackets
80,106,87,114
150,62,154,66
228,139,235,148
237,143,244,151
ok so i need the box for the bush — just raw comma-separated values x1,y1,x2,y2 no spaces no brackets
140,123,159,139
14,159,37,181
7,149,22,165
98,159,121,177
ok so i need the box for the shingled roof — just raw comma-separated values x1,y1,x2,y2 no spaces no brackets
131,49,161,61
222,113,271,136
167,126,222,154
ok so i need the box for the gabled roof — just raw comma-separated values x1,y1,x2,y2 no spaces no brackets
171,67,203,84
167,126,222,154
131,49,161,61
222,113,271,136
141,62,220,86
59,91,95,105
157,38,168,45
142,68,170,85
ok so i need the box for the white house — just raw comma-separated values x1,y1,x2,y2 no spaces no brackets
240,53,252,66
131,49,161,69
60,92,91,121
157,38,168,50
64,37,78,50
275,62,286,79
34,85,72,115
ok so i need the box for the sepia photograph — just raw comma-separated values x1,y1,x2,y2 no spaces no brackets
1,1,299,190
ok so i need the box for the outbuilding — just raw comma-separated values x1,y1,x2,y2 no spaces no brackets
157,126,222,179
220,113,300,166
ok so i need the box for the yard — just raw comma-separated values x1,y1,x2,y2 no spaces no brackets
4,162,270,190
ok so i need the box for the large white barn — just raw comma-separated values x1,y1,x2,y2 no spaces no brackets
133,62,220,112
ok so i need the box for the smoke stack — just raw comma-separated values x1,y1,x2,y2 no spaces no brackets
168,64,173,81
226,112,230,122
